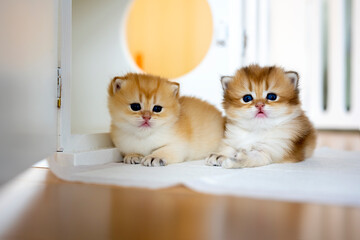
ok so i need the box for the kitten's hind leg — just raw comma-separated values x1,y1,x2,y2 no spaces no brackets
222,149,272,169
123,153,144,164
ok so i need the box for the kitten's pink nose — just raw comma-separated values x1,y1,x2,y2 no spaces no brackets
142,111,151,121
256,102,265,109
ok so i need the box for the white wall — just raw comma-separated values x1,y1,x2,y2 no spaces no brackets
267,0,310,109
72,0,136,134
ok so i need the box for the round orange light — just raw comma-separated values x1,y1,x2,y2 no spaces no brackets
126,0,213,79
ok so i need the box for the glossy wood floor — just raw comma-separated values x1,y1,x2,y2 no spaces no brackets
0,131,359,240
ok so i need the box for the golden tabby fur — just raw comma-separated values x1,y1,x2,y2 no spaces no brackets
206,65,316,168
108,73,224,166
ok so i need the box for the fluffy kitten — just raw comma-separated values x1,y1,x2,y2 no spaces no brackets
108,73,224,167
206,65,316,168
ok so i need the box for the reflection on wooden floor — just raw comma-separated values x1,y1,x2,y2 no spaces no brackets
0,130,359,240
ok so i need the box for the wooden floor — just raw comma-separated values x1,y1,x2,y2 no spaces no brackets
0,131,359,240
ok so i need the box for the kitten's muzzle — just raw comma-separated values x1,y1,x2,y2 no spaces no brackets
255,102,267,118
255,102,265,110
142,111,152,121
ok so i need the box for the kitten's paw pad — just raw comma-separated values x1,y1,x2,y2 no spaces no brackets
123,154,144,164
205,154,227,166
141,156,167,167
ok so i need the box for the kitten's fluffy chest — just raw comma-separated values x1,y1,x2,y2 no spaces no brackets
224,119,296,152
112,123,175,156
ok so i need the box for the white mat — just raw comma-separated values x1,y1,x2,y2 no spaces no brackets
48,148,360,206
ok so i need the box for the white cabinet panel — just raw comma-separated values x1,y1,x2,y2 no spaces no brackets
0,0,58,184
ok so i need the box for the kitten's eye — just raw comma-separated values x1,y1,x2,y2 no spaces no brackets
130,103,141,111
266,93,277,101
153,105,163,113
242,95,253,103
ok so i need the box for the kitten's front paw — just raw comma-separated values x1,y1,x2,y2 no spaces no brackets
141,156,167,167
222,158,242,169
222,151,248,169
205,154,227,166
123,153,144,164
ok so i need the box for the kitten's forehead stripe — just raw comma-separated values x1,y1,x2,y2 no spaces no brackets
265,67,272,90
134,75,143,101
153,79,161,103
248,79,253,92
135,74,140,89
262,81,267,92
265,75,270,90
256,88,263,100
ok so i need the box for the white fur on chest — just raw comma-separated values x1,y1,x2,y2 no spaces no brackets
112,124,174,156
225,117,297,159
226,125,290,147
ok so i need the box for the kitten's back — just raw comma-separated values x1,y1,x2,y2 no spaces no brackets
177,96,225,160
286,113,317,162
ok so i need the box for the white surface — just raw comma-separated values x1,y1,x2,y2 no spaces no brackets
49,148,360,206
0,0,58,184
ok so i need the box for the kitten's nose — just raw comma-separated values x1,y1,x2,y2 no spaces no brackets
142,111,151,121
255,102,265,109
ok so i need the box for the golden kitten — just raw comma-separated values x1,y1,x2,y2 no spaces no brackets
206,64,316,168
108,73,224,166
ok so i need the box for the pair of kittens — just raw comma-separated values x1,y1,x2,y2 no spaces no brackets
108,65,316,168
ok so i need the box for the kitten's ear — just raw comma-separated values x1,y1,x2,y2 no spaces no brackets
220,76,233,91
285,71,299,89
170,82,180,97
109,76,126,96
